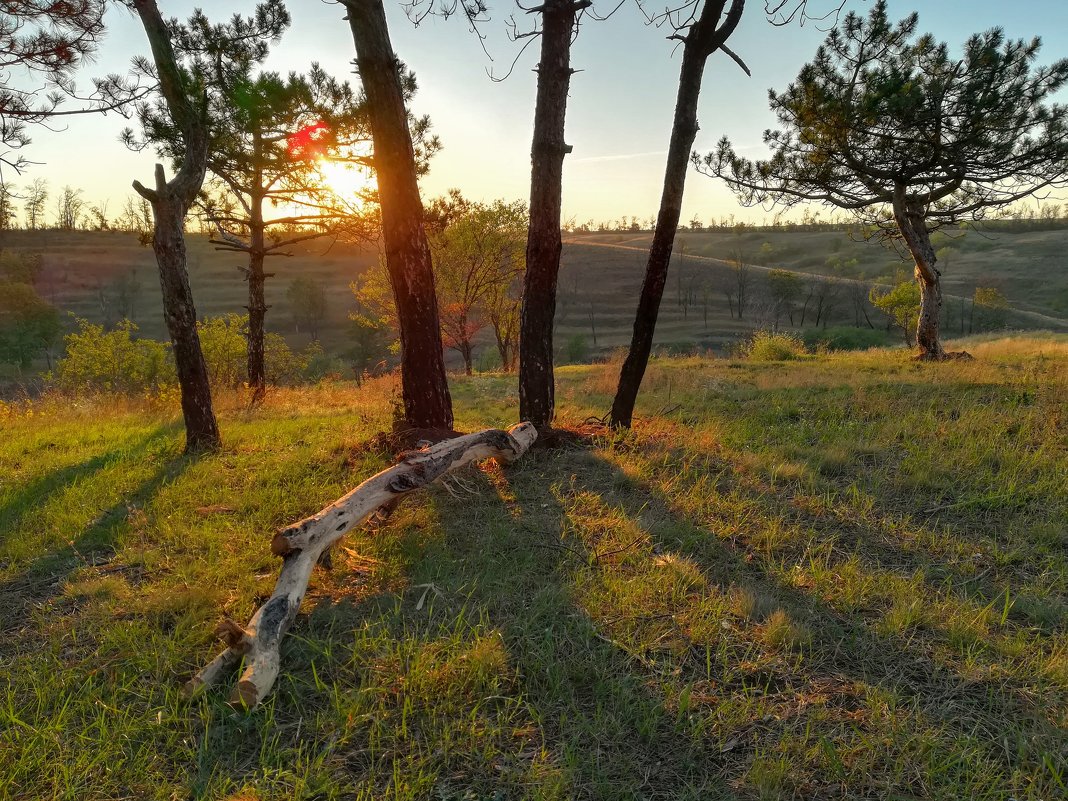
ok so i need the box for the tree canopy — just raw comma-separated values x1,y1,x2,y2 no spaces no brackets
701,0,1068,230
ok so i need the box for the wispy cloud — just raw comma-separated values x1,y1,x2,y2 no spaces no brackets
571,150,667,164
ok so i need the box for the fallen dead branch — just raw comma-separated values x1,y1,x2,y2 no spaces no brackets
187,423,538,708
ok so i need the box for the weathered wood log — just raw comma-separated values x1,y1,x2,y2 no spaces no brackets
187,423,538,708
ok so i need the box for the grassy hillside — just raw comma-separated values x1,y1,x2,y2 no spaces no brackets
3,335,1067,800
1,229,379,355
4,229,1066,376
569,225,1068,320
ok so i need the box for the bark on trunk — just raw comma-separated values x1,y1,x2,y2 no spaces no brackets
247,135,268,393
247,251,267,390
461,341,473,376
610,47,705,428
892,189,945,360
518,0,585,428
149,184,220,452
343,0,453,429
188,423,538,708
131,0,219,453
609,0,743,428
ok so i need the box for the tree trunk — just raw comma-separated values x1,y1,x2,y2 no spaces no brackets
494,328,509,373
518,0,584,429
246,251,267,390
461,341,473,376
893,190,945,359
143,168,220,452
188,423,538,708
610,46,705,428
131,0,219,453
247,135,268,393
343,0,453,429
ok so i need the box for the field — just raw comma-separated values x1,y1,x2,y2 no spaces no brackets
3,335,1067,800
3,226,1067,375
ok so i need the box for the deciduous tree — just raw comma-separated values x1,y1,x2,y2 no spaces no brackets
23,178,47,229
429,195,526,375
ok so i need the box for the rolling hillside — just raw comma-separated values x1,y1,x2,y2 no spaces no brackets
4,226,1067,371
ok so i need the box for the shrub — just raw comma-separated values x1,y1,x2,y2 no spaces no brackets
197,314,246,388
563,334,590,364
197,313,320,388
802,326,892,352
53,319,173,393
741,330,807,361
0,280,61,370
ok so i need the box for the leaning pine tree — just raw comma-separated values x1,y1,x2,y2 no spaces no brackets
700,0,1068,359
609,0,745,429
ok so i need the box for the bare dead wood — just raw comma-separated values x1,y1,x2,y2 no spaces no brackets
187,423,538,708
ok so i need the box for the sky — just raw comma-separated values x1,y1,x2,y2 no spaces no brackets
11,0,1068,226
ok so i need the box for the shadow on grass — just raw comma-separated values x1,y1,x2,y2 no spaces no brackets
189,437,1064,799
0,426,178,546
0,427,194,658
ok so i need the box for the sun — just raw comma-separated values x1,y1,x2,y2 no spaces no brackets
316,159,374,203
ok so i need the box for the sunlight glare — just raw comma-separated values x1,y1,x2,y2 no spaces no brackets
317,159,374,204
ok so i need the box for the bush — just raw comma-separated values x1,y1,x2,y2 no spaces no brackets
53,320,173,393
741,330,808,361
563,334,590,364
197,314,246,388
802,326,892,352
197,313,320,388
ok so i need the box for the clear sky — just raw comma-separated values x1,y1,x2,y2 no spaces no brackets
14,0,1068,226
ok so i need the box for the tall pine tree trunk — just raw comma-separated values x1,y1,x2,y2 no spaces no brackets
343,0,453,429
610,0,742,428
131,0,219,453
247,137,268,392
518,0,587,429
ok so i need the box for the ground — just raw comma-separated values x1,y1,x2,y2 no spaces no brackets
2,335,1067,800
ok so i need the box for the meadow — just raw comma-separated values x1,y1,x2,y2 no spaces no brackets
2,334,1066,800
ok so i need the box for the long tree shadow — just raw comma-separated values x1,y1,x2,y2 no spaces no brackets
422,454,738,800
0,425,177,548
561,445,1066,798
0,434,194,659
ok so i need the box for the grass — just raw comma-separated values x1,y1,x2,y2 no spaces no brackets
2,334,1067,799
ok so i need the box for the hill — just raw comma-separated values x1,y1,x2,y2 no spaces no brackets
2,335,1067,799
3,227,1067,376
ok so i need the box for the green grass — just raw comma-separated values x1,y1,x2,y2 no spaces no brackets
2,335,1067,799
